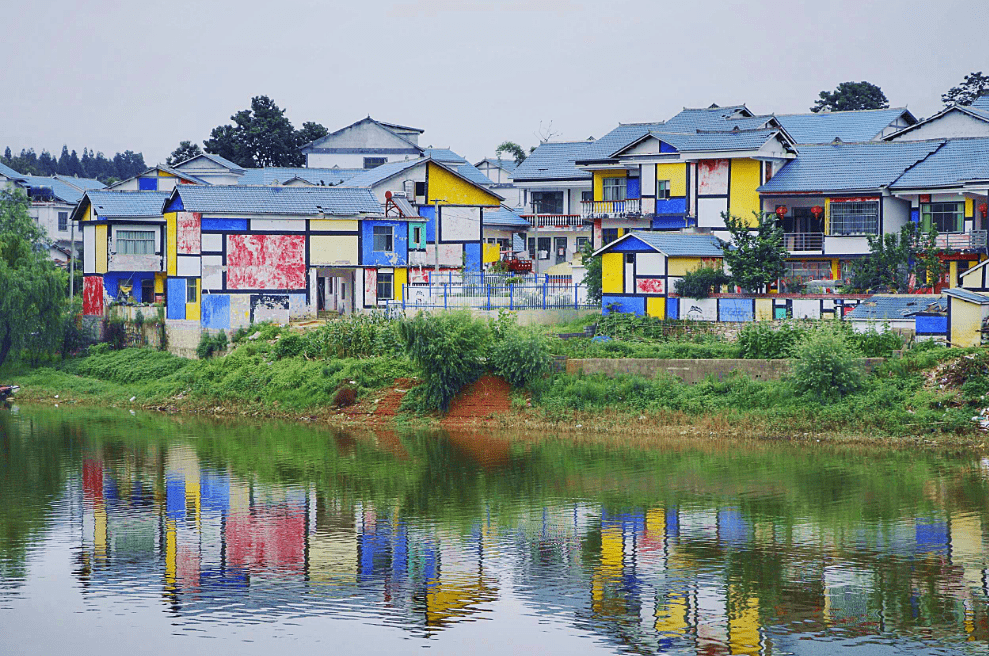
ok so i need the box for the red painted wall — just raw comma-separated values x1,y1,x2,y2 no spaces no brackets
83,276,104,315
176,211,201,254
226,234,306,290
636,278,665,294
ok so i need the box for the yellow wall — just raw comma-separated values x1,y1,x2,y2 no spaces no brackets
965,198,974,217
729,158,762,225
154,273,165,294
427,162,501,206
310,235,359,265
310,219,359,232
593,170,627,201
95,224,108,274
655,163,687,197
483,242,500,264
165,212,177,276
949,261,958,289
646,296,666,318
185,278,200,322
158,170,175,178
755,298,773,321
394,267,408,301
823,198,830,235
667,257,709,277
951,299,984,347
602,253,623,293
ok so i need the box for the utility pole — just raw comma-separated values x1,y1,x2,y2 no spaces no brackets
69,217,75,301
432,197,445,283
532,196,540,277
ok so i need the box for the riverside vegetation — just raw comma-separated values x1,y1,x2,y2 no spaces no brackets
2,310,988,441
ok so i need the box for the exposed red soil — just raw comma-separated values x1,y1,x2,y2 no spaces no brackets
340,378,415,424
442,375,513,426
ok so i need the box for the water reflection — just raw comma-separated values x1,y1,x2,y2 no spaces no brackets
1,408,988,654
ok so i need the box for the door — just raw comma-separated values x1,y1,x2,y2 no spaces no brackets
555,237,567,264
316,277,325,312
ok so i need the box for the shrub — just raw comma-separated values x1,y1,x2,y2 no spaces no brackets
196,332,215,359
332,385,357,407
737,321,806,359
213,330,228,353
490,325,551,389
849,326,903,358
790,324,863,402
103,316,127,351
275,333,303,359
399,311,490,412
673,266,731,299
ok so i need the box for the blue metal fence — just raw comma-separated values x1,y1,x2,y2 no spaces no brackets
392,282,593,311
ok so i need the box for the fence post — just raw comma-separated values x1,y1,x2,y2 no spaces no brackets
402,284,406,311
486,284,491,311
510,284,514,311
444,284,448,310
574,283,578,309
543,281,547,310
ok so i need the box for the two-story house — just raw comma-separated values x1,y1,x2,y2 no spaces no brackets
884,95,989,142
300,117,425,170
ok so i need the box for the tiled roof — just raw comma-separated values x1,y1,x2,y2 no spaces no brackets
661,105,755,132
476,157,519,173
421,149,493,187
971,95,989,110
577,124,664,162
890,138,989,189
514,141,594,181
339,158,425,188
237,167,364,186
169,185,383,216
199,153,246,172
639,128,782,154
775,108,913,144
19,175,87,203
945,288,989,305
847,295,944,320
423,148,466,163
86,190,170,218
484,208,531,229
758,140,944,193
0,162,25,180
596,231,724,257
55,175,106,190
455,162,497,187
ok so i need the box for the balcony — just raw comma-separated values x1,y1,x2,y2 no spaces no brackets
520,214,586,229
935,230,987,251
580,198,641,219
784,232,824,252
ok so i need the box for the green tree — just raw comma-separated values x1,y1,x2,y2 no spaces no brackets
166,140,203,166
495,141,527,165
849,223,945,293
579,240,601,304
942,71,989,107
721,211,786,293
674,265,732,299
791,324,863,402
811,81,889,113
0,191,67,368
204,96,306,168
296,121,329,149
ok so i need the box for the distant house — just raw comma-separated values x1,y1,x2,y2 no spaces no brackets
107,165,206,192
774,107,917,144
885,95,989,142
474,156,525,209
0,162,25,190
17,174,106,260
591,231,725,319
236,167,364,187
300,117,425,169
171,153,246,185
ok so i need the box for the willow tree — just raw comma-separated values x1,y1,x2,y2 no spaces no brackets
0,190,67,368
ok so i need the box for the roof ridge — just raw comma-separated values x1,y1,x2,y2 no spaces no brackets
774,106,909,117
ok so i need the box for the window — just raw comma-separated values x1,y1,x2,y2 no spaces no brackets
186,278,197,303
58,211,68,232
576,236,589,251
527,237,551,260
363,157,387,169
414,181,426,197
657,181,671,200
922,202,963,233
376,272,393,300
531,191,564,215
601,228,619,246
117,230,155,255
581,191,593,203
829,201,879,236
372,226,394,252
625,253,635,264
341,282,346,300
141,279,154,303
412,225,423,247
785,261,832,281
602,177,626,202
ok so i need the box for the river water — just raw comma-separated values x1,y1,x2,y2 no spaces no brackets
0,406,987,655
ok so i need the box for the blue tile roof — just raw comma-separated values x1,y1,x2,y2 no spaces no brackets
577,124,665,162
890,138,989,189
971,95,989,110
638,128,782,155
847,295,943,320
484,208,531,229
455,162,497,187
423,148,466,163
597,231,724,257
758,140,944,193
199,153,246,172
945,288,989,305
476,157,518,173
422,149,496,187
339,158,425,188
55,175,106,190
85,191,170,218
514,141,594,181
19,175,87,203
0,162,25,180
775,108,912,144
169,185,383,216
662,105,758,131
237,167,364,186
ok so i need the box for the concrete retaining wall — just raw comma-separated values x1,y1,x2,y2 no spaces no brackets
566,357,885,384
388,307,600,327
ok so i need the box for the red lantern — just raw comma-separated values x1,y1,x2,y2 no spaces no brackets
980,202,988,219
810,205,824,219
775,205,788,219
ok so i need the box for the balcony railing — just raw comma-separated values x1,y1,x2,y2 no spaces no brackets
935,230,987,251
580,198,641,219
784,232,824,252
520,214,585,228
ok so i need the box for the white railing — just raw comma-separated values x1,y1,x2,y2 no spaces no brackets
784,232,825,252
935,231,987,251
520,214,585,228
580,199,641,219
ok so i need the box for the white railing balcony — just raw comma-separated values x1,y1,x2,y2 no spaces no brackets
520,214,585,229
935,230,987,251
580,198,641,219
784,232,824,252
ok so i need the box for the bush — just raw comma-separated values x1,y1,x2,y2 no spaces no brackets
849,326,903,358
737,321,807,359
673,266,732,299
332,386,357,407
196,331,230,359
490,325,552,389
790,324,863,402
274,333,303,359
103,316,127,351
399,311,490,412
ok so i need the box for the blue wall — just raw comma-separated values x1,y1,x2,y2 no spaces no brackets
626,178,641,199
102,272,157,303
138,177,158,191
418,205,437,243
362,219,409,266
915,314,948,335
655,198,687,215
667,297,679,320
602,295,645,316
166,278,186,320
611,236,652,252
718,298,754,322
911,209,920,223
463,242,481,272
201,218,248,232
201,294,231,329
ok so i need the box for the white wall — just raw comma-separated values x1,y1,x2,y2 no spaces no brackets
307,152,419,169
888,111,989,141
882,196,912,234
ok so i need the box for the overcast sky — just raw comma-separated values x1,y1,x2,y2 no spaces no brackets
2,0,986,166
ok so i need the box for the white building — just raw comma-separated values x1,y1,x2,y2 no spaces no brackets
301,117,425,169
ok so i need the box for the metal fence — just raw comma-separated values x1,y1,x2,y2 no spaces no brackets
391,282,594,311
426,271,573,286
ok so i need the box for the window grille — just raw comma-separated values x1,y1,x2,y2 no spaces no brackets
829,201,879,236
117,230,155,255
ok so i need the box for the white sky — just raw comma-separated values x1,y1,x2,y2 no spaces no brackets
1,0,986,166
